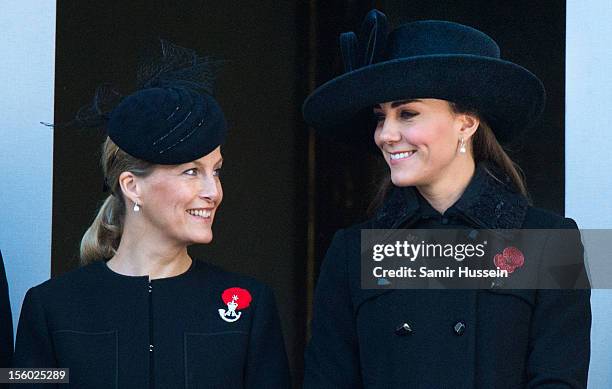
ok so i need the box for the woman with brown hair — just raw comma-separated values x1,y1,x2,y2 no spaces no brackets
12,42,290,389
302,10,590,388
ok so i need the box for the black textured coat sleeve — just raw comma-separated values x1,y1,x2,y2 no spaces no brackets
244,284,291,388
10,287,58,389
526,217,591,388
304,229,363,389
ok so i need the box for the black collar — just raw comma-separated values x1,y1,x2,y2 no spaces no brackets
373,161,529,231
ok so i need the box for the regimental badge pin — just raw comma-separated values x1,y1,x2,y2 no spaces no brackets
218,287,252,323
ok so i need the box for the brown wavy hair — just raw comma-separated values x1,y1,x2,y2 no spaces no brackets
368,101,531,214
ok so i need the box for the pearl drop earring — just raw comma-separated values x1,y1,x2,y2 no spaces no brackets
459,137,466,154
133,202,140,212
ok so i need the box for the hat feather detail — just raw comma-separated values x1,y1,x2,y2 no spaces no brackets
360,9,389,66
340,32,358,72
339,9,389,73
137,39,221,95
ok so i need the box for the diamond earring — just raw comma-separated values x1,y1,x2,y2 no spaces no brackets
133,202,140,212
459,137,466,154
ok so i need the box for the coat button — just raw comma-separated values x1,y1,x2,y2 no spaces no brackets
395,323,413,336
468,229,478,240
453,321,466,336
441,217,449,225
491,279,504,289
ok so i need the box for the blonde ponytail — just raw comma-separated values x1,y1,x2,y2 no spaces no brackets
80,195,124,264
79,138,153,264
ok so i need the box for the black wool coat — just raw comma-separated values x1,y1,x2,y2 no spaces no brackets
12,259,290,389
304,162,591,389
1,250,14,370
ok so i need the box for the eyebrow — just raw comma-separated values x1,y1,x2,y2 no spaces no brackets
189,157,223,168
374,99,422,109
392,99,421,108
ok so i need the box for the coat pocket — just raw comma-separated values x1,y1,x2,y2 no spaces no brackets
52,330,117,389
184,331,249,389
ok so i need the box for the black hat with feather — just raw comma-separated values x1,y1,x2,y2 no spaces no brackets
303,9,546,145
76,40,226,165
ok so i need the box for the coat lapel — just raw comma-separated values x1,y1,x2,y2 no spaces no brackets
354,161,531,309
372,161,529,233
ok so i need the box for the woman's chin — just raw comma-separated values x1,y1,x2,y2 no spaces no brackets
188,232,214,245
390,171,420,187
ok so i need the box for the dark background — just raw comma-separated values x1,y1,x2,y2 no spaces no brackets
52,1,565,386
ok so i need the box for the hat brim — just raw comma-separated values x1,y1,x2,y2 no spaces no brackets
302,54,545,144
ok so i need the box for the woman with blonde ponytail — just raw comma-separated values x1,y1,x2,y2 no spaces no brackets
12,42,290,388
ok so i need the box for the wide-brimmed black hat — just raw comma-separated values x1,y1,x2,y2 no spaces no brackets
302,9,546,144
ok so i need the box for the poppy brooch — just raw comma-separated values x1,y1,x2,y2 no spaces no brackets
494,246,525,274
218,287,252,323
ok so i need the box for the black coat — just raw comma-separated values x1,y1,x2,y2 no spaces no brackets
304,162,591,388
12,259,290,389
0,250,14,369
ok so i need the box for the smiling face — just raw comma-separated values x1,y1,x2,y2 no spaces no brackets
373,98,475,187
130,147,223,246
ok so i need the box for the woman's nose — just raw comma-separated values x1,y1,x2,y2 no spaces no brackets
378,118,402,143
198,176,220,202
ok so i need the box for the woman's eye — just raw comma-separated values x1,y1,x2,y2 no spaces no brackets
213,168,222,177
184,168,198,176
373,113,385,123
400,110,417,119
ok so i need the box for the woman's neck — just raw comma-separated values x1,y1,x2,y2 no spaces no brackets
107,223,192,280
417,157,476,215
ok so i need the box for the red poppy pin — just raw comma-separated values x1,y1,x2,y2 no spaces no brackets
218,287,252,323
494,246,525,273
